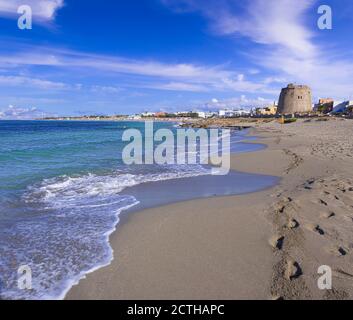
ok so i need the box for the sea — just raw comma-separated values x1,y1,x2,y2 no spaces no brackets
0,120,278,300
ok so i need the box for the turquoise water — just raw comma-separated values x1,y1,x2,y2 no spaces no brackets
0,120,274,300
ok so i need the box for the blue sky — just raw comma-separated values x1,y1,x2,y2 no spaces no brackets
0,0,353,118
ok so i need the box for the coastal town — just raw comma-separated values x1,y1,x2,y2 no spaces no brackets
41,84,353,122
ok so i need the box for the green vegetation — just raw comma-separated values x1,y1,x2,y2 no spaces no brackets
284,118,297,124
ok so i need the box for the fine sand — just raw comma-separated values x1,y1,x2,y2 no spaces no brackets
67,118,353,300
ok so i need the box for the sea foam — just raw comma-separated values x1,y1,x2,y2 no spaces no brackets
0,165,210,300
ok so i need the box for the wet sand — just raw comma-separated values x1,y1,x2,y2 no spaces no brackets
67,118,353,300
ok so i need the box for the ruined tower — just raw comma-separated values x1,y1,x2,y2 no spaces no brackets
277,84,312,114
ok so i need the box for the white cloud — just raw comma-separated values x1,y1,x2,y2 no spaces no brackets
0,75,68,89
248,68,260,75
162,0,315,57
141,81,209,92
90,85,123,94
0,105,53,119
237,74,244,81
0,0,64,20
222,0,315,57
214,76,278,95
199,95,273,111
0,45,279,94
0,48,232,81
162,0,353,99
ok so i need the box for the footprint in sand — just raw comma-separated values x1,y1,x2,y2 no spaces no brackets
285,260,302,280
269,235,285,250
315,225,325,235
320,211,335,219
275,197,294,214
304,179,315,190
306,224,325,236
278,205,286,214
338,247,348,256
323,191,341,202
327,246,349,257
318,199,328,206
287,218,299,229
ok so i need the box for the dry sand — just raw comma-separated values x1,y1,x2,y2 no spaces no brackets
67,118,353,300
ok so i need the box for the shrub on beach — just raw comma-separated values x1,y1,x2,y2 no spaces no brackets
284,118,297,124
279,117,297,124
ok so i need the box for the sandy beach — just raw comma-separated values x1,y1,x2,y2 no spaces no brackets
67,118,353,300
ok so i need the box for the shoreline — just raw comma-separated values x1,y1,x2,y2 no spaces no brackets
67,118,353,300
61,164,278,300
66,128,285,300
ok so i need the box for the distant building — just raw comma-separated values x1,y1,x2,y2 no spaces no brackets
314,98,334,114
195,111,216,119
277,84,312,114
319,98,334,105
175,111,189,116
255,105,277,116
155,112,167,118
218,109,229,117
141,112,155,117
218,109,250,118
196,111,207,119
234,109,251,117
128,115,142,120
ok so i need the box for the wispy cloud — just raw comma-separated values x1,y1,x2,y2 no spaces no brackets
0,0,64,21
141,81,209,92
162,0,315,56
0,44,278,94
0,75,68,90
90,85,123,94
0,46,231,80
213,74,278,95
198,95,274,111
0,105,54,119
162,0,353,99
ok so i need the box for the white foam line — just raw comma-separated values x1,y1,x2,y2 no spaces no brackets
57,201,140,301
57,172,213,299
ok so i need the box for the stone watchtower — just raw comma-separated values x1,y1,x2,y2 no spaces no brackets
277,84,312,114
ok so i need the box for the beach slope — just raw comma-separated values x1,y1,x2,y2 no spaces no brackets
67,118,353,300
